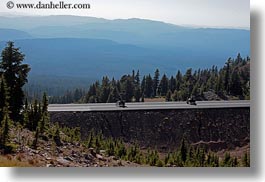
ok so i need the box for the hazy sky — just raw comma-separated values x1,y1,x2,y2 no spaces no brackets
0,0,250,28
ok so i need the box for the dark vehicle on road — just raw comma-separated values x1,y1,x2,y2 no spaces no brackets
116,100,126,108
115,90,127,107
186,97,197,105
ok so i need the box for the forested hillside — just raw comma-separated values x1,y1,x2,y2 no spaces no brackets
50,54,250,104
0,42,250,167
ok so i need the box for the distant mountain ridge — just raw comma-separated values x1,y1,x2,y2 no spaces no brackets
0,15,250,89
0,15,249,51
0,38,182,78
0,28,32,40
0,37,248,79
0,15,178,30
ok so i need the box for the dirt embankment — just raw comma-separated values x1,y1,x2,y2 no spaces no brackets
50,108,250,152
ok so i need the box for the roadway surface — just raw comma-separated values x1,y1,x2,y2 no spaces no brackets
48,100,250,112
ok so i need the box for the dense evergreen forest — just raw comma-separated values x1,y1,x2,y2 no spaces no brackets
49,54,250,104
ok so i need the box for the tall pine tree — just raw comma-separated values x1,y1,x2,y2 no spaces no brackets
153,69,160,97
160,74,169,96
0,42,30,122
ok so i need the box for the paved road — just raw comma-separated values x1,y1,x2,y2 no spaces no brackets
48,100,250,112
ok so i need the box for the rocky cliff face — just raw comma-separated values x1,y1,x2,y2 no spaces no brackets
50,108,250,151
